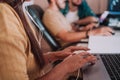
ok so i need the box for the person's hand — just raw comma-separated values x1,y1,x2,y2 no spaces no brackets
85,23,99,30
89,26,114,36
71,22,98,31
79,23,98,31
71,23,80,31
60,52,97,73
53,46,90,60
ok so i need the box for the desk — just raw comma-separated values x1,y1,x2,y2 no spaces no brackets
77,30,120,47
50,30,120,80
76,30,120,80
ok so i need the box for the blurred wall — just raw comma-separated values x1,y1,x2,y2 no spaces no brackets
34,0,49,10
86,0,108,14
33,0,108,14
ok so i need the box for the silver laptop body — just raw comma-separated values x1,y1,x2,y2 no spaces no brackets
83,35,120,80
83,55,111,80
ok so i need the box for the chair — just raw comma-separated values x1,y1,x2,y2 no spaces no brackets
26,5,84,51
26,5,61,51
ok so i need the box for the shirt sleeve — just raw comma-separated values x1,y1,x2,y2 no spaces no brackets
43,9,72,36
0,3,29,80
78,0,96,19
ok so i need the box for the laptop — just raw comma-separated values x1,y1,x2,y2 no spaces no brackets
82,35,120,80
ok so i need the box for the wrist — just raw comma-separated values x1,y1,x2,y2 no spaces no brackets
58,61,69,74
52,63,68,79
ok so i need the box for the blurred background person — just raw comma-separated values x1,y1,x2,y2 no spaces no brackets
43,0,114,46
61,0,99,31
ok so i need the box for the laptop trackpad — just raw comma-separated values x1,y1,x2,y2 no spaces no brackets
82,55,111,80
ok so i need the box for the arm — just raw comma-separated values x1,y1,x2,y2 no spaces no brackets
43,8,113,43
44,46,90,64
57,26,114,42
76,16,98,25
43,51,61,64
38,62,68,80
57,29,87,42
37,52,97,80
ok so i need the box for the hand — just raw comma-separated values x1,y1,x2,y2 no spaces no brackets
72,22,98,31
71,23,80,31
60,52,97,73
79,23,98,31
53,46,90,60
89,27,114,36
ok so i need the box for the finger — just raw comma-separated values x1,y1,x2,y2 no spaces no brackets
102,27,114,33
78,53,96,61
64,54,73,60
106,27,114,33
103,32,113,36
60,52,72,56
85,55,97,62
79,55,97,66
78,52,90,56
69,46,90,52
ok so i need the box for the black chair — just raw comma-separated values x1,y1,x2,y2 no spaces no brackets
26,5,61,51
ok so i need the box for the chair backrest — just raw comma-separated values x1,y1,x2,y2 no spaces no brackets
26,5,61,51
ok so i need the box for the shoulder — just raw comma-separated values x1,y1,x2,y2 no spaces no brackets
0,3,14,14
0,3,27,42
44,9,53,15
0,3,20,23
0,3,8,9
43,8,68,24
43,9,72,35
82,0,87,4
80,0,89,7
43,9,64,21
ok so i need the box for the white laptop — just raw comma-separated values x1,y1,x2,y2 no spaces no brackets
88,35,120,54
83,35,120,80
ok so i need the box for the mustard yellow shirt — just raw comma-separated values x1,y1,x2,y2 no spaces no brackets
0,3,43,80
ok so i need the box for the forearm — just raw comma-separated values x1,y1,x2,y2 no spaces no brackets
77,16,98,25
58,31,87,42
37,63,68,80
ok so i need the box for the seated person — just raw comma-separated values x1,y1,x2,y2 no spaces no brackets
60,0,98,31
43,0,114,46
0,0,96,80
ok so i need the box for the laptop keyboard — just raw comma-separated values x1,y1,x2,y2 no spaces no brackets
100,54,120,80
